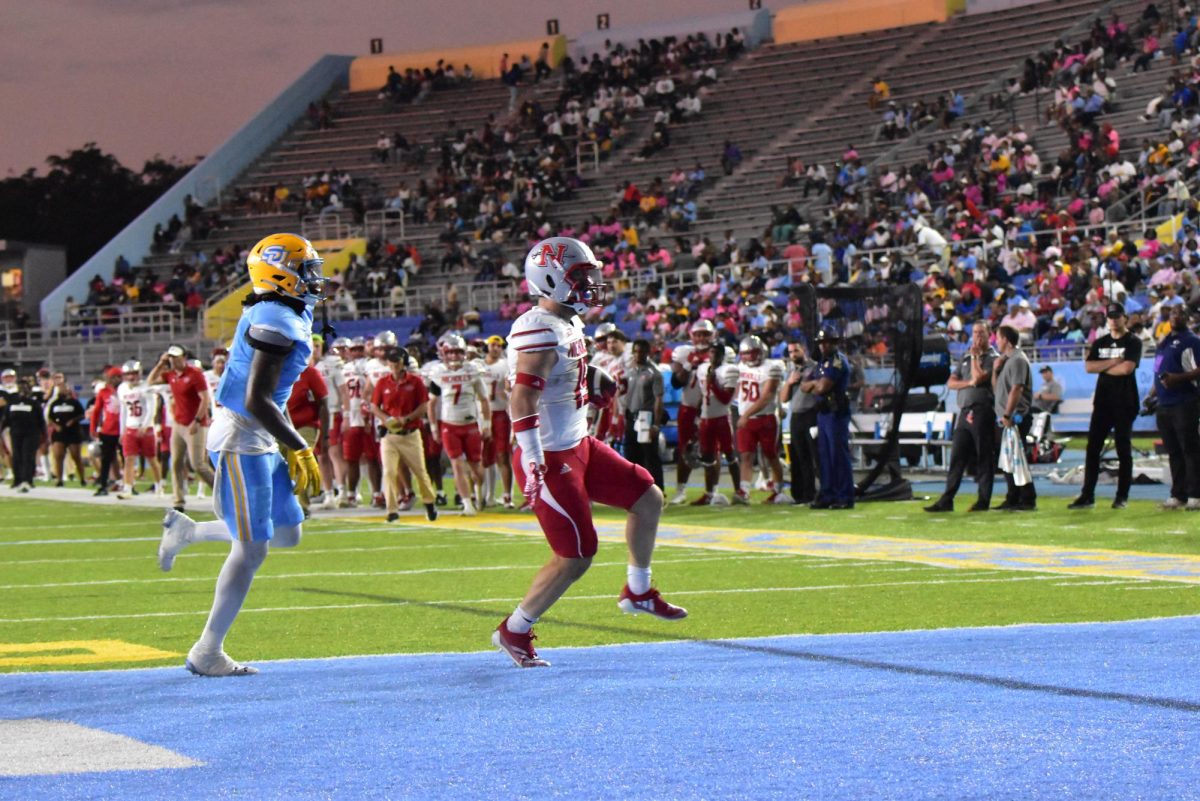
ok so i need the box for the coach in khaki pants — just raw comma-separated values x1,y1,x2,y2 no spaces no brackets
148,345,214,510
371,347,438,522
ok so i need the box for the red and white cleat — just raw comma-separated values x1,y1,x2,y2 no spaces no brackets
617,586,688,620
689,492,712,506
492,619,550,667
733,489,751,505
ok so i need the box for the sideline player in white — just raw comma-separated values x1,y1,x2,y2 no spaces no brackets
156,233,324,677
693,342,742,505
426,334,490,515
312,334,347,508
735,335,789,504
481,334,514,508
492,236,687,669
116,360,164,497
668,319,714,504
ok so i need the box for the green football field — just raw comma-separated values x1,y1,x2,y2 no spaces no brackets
2,490,1199,674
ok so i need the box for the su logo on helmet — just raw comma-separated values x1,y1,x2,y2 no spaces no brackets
536,243,568,266
259,245,289,266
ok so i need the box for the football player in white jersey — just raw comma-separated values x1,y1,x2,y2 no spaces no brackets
312,335,348,507
735,335,790,504
339,339,376,507
693,342,743,505
204,348,229,417
667,319,714,504
481,334,514,508
492,236,687,669
603,327,632,446
426,334,490,515
588,323,616,441
116,360,163,497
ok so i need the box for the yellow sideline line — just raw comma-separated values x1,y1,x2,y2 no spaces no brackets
403,513,1200,585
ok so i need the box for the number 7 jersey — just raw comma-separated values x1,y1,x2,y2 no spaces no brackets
506,307,589,451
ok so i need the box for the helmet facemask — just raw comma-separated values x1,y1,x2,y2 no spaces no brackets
562,263,609,313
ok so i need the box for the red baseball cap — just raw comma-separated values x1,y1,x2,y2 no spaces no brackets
104,366,122,378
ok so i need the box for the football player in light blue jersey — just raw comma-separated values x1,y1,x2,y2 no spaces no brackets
157,233,325,676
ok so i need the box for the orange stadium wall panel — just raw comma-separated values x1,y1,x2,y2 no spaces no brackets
349,36,566,91
773,0,954,43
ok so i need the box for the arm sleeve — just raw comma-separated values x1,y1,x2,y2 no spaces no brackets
246,323,295,355
310,369,329,402
1127,336,1143,363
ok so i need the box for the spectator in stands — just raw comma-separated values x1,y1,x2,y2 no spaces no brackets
869,76,891,110
720,140,742,175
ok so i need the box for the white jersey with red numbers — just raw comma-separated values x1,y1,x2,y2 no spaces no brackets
506,307,589,451
671,344,710,408
315,354,346,410
697,362,739,420
736,359,785,417
341,359,370,427
482,357,510,409
365,357,390,389
427,361,487,425
607,349,634,413
118,381,157,431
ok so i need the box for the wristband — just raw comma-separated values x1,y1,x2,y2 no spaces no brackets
513,414,543,467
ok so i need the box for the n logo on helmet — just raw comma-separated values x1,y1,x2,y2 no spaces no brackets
537,243,568,266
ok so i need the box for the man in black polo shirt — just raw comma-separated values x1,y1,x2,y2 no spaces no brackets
926,323,996,513
1069,303,1143,510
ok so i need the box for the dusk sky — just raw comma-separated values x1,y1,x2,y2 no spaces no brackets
4,0,742,176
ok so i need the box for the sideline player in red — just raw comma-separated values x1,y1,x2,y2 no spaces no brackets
492,236,687,669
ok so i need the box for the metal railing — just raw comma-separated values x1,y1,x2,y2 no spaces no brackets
363,208,406,241
2,307,195,351
301,212,359,241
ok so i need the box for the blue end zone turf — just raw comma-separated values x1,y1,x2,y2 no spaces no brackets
4,616,1200,799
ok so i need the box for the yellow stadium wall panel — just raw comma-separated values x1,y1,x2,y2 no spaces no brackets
349,36,566,90
773,0,950,43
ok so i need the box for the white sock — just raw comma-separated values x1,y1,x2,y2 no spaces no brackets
506,605,538,634
192,520,234,543
627,565,652,595
195,541,267,653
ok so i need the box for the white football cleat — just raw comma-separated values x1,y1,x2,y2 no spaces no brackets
670,489,689,505
1188,499,1200,512
158,509,194,572
502,495,515,509
462,498,477,516
710,492,730,506
195,484,206,500
770,493,796,505
185,645,258,677
1163,498,1184,510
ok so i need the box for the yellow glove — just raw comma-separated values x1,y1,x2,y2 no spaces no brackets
283,446,322,499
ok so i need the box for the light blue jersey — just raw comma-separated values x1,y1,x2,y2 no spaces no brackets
216,299,313,414
207,297,313,542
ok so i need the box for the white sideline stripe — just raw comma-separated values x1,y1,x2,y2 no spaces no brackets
9,613,1200,677
0,524,434,547
0,553,763,591
0,719,202,776
2,539,541,566
0,573,1126,624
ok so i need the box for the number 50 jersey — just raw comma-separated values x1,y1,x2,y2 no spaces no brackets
506,307,589,451
736,359,785,417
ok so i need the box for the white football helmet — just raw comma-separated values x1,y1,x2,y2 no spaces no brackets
594,322,617,341
121,360,142,376
739,335,764,366
524,236,609,314
373,331,397,348
690,319,715,349
442,334,466,368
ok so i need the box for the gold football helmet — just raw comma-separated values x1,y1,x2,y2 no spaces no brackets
246,233,325,301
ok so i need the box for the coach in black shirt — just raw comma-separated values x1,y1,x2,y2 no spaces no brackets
1069,303,1142,510
3,378,45,492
